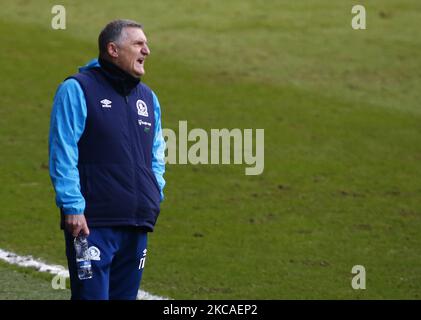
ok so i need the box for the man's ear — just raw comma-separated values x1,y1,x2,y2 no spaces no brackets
107,42,119,58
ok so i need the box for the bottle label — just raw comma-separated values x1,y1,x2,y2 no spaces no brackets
77,260,92,269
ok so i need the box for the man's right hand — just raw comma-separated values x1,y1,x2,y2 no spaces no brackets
64,214,90,237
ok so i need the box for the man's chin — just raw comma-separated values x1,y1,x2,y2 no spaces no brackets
133,69,145,78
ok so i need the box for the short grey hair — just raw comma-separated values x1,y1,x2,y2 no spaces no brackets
98,19,143,57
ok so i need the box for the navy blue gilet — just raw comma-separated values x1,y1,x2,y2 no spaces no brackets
65,67,161,231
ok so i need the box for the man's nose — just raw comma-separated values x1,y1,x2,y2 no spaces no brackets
141,44,150,56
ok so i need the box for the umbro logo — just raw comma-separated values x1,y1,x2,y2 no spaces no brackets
100,99,112,108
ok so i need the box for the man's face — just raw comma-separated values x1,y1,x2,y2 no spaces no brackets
113,27,150,77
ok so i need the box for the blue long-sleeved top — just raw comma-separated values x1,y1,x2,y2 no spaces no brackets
49,59,165,215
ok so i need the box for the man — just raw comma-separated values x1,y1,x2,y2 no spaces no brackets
49,19,166,300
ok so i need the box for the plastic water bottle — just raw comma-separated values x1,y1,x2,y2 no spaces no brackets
74,235,93,280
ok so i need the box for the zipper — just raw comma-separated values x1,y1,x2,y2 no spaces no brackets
124,94,135,165
123,95,138,210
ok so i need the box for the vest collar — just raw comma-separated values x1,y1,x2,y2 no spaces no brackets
98,57,140,96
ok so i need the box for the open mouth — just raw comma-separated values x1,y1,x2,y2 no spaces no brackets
137,58,144,65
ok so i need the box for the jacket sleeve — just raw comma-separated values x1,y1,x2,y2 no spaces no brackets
48,79,87,214
151,91,166,202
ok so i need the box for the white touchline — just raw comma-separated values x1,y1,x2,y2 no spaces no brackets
0,248,169,300
0,248,68,275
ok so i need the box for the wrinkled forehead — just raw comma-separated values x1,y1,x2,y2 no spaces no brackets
120,27,147,43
